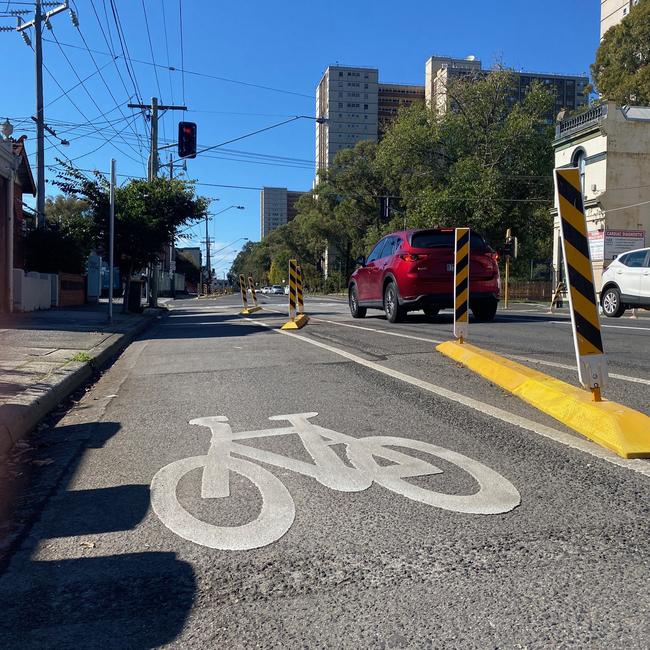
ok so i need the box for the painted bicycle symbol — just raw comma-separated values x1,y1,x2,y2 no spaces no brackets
150,413,520,551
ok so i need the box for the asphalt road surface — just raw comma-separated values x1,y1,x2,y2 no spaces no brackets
1,294,649,649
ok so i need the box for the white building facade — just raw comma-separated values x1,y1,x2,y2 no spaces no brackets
600,0,641,39
552,101,650,290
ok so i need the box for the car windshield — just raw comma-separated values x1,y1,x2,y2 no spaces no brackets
410,230,487,249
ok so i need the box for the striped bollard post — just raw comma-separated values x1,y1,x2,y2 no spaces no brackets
454,228,470,343
281,259,309,330
554,168,608,401
296,265,305,314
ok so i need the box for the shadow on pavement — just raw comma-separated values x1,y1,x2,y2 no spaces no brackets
0,419,196,648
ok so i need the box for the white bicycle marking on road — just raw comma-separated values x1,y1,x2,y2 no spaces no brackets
150,413,521,551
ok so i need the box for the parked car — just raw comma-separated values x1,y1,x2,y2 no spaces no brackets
260,286,272,294
600,247,650,317
271,285,284,295
348,228,500,323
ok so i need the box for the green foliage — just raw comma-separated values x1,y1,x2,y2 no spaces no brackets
23,224,88,274
592,0,650,105
54,162,208,277
231,70,556,287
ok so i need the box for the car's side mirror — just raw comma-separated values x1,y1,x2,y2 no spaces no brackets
355,255,366,267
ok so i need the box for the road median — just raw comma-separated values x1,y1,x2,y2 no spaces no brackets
436,340,650,459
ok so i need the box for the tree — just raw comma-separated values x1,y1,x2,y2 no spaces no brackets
23,195,95,274
592,0,650,105
54,162,208,310
376,71,555,266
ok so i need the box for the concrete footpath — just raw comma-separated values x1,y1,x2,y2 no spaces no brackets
0,302,166,455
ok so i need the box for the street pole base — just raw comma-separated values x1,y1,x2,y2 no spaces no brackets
281,314,309,330
240,306,262,315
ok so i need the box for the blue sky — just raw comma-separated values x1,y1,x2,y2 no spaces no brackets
1,0,600,275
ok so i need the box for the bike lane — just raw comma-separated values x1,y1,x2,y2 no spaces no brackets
1,300,649,648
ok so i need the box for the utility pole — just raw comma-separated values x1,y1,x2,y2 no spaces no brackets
204,214,212,295
127,97,186,306
2,1,71,227
108,158,116,323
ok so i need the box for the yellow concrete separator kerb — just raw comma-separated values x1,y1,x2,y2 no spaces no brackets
436,340,650,459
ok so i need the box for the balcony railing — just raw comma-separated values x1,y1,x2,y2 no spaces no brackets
556,103,608,138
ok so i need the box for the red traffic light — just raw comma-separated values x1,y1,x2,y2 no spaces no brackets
178,121,197,159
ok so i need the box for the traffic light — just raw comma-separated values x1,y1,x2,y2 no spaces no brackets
503,236,518,259
178,121,197,159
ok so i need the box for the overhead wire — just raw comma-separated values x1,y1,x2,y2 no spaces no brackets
89,0,149,142
69,4,147,168
48,26,146,164
141,0,166,141
40,37,315,99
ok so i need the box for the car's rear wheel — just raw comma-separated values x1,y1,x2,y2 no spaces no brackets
423,306,440,318
601,287,625,318
384,282,405,323
471,298,498,322
349,285,366,318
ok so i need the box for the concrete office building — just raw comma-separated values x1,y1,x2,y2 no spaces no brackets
551,102,650,289
378,83,425,136
600,0,640,39
260,187,306,239
315,65,380,175
425,54,589,119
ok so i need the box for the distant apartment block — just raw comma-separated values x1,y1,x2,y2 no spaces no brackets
425,54,589,119
314,57,589,179
378,83,425,136
316,65,380,175
600,0,640,39
260,187,306,239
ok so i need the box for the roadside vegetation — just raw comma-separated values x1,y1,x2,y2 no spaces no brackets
231,70,557,289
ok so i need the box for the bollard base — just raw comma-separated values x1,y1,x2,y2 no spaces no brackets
281,314,309,330
240,306,262,315
437,340,650,459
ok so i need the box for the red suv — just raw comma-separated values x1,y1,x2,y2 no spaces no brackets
348,228,500,323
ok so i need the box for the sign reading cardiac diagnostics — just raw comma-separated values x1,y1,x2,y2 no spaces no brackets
604,230,645,260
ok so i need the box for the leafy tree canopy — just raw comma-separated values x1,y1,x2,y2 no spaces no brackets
592,0,650,105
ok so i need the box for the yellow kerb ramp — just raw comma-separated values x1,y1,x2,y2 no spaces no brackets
436,340,650,459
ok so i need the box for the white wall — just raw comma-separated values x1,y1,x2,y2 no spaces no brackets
12,269,53,311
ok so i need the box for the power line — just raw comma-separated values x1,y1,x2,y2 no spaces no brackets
49,26,145,164
178,0,186,105
70,10,146,167
160,0,175,114
141,0,165,142
40,36,315,99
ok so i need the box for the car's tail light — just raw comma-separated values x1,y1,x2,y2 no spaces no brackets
489,251,499,262
399,253,421,262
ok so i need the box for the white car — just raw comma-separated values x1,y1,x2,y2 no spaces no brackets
271,285,284,295
600,247,650,317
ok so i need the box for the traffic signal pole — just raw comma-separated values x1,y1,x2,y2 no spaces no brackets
127,98,186,306
504,228,511,310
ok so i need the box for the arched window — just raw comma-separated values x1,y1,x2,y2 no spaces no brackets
572,148,586,193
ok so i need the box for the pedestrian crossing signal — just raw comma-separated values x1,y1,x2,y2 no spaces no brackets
178,121,197,159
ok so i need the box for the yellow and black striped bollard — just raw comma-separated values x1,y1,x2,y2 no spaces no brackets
282,259,309,329
454,227,470,342
554,168,608,400
245,276,262,313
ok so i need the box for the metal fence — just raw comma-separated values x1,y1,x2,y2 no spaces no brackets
507,280,553,301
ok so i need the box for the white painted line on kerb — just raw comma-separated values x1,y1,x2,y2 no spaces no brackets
549,320,650,332
310,318,650,386
244,317,650,479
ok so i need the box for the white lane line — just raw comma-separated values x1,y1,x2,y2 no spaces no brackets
549,320,650,332
309,318,650,387
244,317,650,478
507,354,650,386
